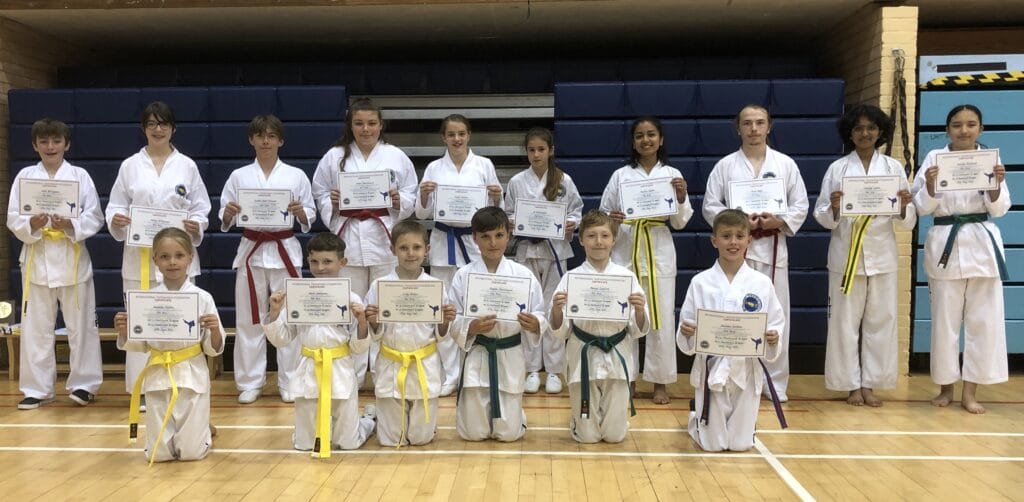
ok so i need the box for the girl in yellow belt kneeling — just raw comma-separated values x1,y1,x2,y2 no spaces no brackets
263,233,375,456
365,220,457,447
116,228,225,464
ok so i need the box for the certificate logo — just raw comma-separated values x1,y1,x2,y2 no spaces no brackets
132,234,141,241
343,198,351,205
438,210,446,217
240,215,249,222
290,310,300,319
940,180,948,188
382,310,391,318
133,325,143,334
845,203,854,211
570,305,579,313
429,305,440,317
699,340,710,349
626,208,634,215
742,294,762,312
22,204,31,211
469,304,478,313
517,224,525,231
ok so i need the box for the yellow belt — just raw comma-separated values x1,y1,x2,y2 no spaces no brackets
301,344,351,459
841,216,874,295
22,228,80,317
625,218,666,329
140,248,151,290
128,343,203,466
379,342,438,447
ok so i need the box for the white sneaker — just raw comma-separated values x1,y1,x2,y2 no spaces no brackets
545,373,563,394
440,383,457,397
362,404,377,421
524,372,541,394
280,390,294,403
238,389,261,404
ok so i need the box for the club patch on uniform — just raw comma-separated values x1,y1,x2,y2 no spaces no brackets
742,294,762,312
762,172,776,179
175,184,188,197
557,184,566,198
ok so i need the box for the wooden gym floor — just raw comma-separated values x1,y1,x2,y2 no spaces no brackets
0,373,1021,501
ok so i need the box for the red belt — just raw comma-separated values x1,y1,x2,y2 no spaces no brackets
242,228,299,324
338,208,391,241
749,228,780,283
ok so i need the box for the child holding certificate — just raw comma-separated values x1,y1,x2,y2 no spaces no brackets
416,114,503,396
702,105,808,402
7,118,104,409
115,228,224,463
598,116,692,405
311,98,419,390
220,115,317,405
263,233,376,455
911,104,1010,414
549,210,648,443
676,209,784,452
814,105,915,407
106,101,212,410
505,127,584,395
449,207,546,441
364,220,457,446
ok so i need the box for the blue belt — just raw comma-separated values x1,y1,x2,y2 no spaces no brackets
434,222,472,266
512,237,564,276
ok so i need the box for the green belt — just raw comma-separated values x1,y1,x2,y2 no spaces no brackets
571,325,635,419
934,213,1008,281
459,333,522,419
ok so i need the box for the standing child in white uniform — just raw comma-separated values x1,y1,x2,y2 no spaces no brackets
365,220,457,447
549,210,648,443
263,233,376,456
115,228,224,464
220,115,316,405
814,105,915,407
416,114,503,396
677,209,785,452
106,101,212,410
312,98,418,388
505,127,584,395
8,118,104,409
911,104,1011,414
703,105,808,402
450,207,547,441
599,116,692,405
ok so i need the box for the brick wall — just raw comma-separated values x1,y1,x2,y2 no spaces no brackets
816,5,920,377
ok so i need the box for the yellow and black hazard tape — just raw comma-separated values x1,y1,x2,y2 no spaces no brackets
922,70,1024,89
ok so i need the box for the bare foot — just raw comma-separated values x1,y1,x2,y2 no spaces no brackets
652,384,670,405
861,388,882,407
210,424,218,437
961,381,986,414
931,384,954,407
846,389,864,406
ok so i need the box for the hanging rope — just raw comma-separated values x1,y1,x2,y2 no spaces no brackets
886,48,915,178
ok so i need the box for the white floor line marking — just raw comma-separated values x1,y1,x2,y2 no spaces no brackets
754,437,816,501
775,454,1024,462
4,423,1024,438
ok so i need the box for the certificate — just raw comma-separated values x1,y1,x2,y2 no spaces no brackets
337,171,391,210
463,273,532,322
513,199,568,240
18,178,80,218
237,189,294,227
127,206,188,248
935,149,1000,192
285,278,352,325
565,273,633,321
434,185,488,225
377,280,445,324
694,309,768,357
619,177,677,219
728,178,787,215
840,176,902,216
126,291,201,342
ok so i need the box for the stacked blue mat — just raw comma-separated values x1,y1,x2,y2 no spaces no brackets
7,85,348,328
914,90,1024,353
553,79,845,348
